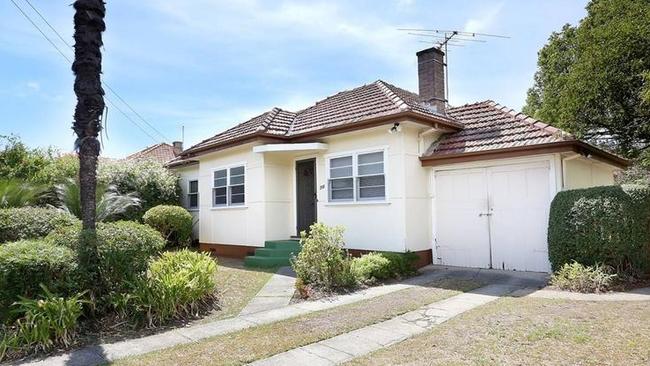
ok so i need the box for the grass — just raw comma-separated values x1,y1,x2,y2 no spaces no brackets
347,297,650,366
113,277,481,366
199,257,276,322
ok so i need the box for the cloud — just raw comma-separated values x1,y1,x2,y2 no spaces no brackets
463,2,505,34
26,81,40,92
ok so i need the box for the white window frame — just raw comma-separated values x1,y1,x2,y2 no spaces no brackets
326,147,388,203
187,179,199,210
211,163,246,208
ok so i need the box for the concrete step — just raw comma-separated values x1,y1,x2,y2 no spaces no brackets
264,240,301,251
244,256,292,268
255,248,300,258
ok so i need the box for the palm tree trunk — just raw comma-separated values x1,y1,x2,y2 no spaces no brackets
72,0,106,292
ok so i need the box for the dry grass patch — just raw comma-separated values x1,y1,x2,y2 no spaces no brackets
348,297,650,366
114,278,480,366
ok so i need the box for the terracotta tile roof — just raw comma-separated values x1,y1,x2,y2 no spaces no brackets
182,80,459,155
424,100,572,156
126,143,178,164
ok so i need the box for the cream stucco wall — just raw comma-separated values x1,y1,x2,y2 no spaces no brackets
172,165,200,239
563,156,616,189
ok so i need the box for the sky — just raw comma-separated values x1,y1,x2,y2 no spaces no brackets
0,0,589,158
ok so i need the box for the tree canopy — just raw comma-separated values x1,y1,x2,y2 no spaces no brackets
523,0,650,160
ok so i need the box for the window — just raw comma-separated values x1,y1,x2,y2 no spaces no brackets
188,180,199,209
328,150,385,202
213,165,245,207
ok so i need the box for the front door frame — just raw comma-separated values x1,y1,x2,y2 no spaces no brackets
295,158,317,236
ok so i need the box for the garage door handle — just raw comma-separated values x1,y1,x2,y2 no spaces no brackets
478,213,493,217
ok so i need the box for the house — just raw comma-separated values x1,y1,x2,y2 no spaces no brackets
167,47,628,272
126,142,183,164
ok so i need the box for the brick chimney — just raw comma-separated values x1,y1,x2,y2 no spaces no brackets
417,47,446,113
172,141,183,156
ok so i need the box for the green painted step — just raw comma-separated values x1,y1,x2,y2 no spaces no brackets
244,240,302,268
255,248,300,258
244,256,292,268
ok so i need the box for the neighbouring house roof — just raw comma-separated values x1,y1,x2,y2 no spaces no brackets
181,80,462,157
176,81,629,169
126,143,178,164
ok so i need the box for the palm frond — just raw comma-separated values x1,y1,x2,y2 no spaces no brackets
0,180,47,208
54,178,141,222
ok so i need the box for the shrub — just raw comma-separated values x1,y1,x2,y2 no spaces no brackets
9,286,86,353
381,252,419,278
548,184,650,273
0,207,79,244
98,159,181,220
45,221,165,295
129,250,217,326
351,253,392,284
291,223,357,291
0,241,79,321
143,205,193,247
550,261,617,293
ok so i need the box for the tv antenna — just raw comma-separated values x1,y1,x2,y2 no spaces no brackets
398,28,510,106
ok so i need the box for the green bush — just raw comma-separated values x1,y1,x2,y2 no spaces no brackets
548,184,650,273
128,250,217,326
351,253,391,284
550,261,617,293
98,159,181,220
381,252,419,278
0,241,79,321
6,286,86,355
0,207,79,244
143,205,193,247
291,223,357,291
45,221,165,294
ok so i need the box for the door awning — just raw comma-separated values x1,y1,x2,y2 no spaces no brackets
252,143,328,153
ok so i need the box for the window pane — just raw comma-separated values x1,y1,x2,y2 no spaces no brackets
330,166,352,178
330,156,352,168
358,162,383,175
189,180,198,193
331,178,353,189
230,175,244,185
230,166,245,176
358,151,383,164
331,189,353,200
214,169,227,179
214,186,227,205
214,177,227,187
359,175,385,187
189,194,198,208
230,194,245,204
230,184,245,195
359,186,385,199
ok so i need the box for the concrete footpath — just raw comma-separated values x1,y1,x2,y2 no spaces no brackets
240,267,296,315
249,283,521,366
17,266,546,366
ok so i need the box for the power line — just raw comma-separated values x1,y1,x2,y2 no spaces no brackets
11,0,167,143
22,0,170,142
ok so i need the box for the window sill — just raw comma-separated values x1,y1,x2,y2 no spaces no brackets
323,201,391,207
187,209,199,212
210,205,248,211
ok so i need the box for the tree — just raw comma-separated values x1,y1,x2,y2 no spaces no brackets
523,0,650,159
71,0,106,291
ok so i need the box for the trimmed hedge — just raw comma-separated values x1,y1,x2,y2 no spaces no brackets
0,208,79,244
548,184,650,273
143,205,193,247
45,221,165,293
0,240,79,321
351,253,392,284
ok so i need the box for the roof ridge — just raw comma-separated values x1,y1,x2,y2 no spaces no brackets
257,107,281,132
374,80,409,110
490,101,572,139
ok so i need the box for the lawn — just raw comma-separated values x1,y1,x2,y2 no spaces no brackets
114,277,481,366
347,297,650,366
199,257,276,322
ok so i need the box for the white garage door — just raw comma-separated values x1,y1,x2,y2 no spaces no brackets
434,161,552,272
